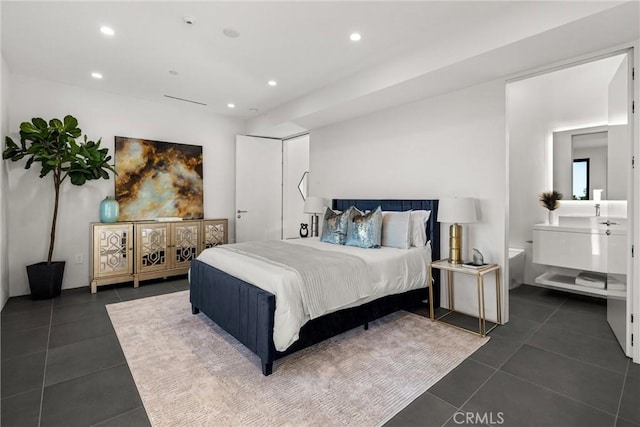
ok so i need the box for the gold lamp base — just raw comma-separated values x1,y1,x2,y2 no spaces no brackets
448,223,463,264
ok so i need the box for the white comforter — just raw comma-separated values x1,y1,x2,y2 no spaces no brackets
196,238,431,351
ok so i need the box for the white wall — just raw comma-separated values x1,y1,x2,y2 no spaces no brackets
7,74,244,296
508,54,623,285
0,55,11,309
310,80,506,322
282,135,310,239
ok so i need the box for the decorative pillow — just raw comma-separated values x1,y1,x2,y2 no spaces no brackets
320,207,352,245
381,211,411,249
410,210,431,247
345,206,382,249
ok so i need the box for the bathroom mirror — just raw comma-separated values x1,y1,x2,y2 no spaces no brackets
552,125,626,200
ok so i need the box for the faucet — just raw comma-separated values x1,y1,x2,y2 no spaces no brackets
595,203,601,217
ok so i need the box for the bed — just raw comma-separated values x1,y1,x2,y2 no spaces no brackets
189,199,441,375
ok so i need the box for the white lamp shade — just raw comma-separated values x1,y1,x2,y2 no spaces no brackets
304,196,326,214
437,197,477,224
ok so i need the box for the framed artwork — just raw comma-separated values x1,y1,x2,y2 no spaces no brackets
115,136,203,221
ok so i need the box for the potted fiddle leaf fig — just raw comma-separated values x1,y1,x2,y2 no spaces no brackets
3,115,115,299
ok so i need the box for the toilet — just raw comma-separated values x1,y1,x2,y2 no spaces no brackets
508,248,525,290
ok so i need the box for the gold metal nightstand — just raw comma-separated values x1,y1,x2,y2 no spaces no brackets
428,259,502,337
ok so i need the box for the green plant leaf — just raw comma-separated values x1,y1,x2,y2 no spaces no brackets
63,115,78,132
49,118,63,131
2,137,20,160
32,118,48,130
39,164,53,178
4,136,17,148
25,156,35,170
20,122,38,134
69,172,87,186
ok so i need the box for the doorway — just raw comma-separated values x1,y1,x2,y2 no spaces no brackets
235,133,310,242
506,50,634,357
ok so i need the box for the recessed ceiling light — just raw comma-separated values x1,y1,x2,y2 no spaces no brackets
350,32,362,42
91,72,103,79
168,70,179,76
268,80,277,87
227,103,236,109
223,28,240,38
100,26,115,36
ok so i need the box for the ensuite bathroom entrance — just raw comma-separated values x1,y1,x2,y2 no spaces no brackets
507,49,635,358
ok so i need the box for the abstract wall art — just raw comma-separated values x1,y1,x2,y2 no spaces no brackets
115,137,203,221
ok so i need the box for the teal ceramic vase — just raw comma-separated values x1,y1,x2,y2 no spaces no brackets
99,196,119,223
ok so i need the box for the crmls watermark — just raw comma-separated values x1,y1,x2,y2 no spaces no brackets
453,411,505,425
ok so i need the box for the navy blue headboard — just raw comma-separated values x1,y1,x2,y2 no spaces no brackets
333,199,440,309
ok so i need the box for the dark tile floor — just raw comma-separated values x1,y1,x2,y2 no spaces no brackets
1,278,189,427
393,285,639,427
1,281,637,426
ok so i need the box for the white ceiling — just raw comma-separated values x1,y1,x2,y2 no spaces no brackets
2,1,637,134
1,1,514,116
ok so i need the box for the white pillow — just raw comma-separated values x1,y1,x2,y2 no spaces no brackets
381,211,411,249
410,210,431,247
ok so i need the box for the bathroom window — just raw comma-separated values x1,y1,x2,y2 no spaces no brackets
572,158,589,200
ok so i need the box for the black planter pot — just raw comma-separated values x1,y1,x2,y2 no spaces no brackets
26,261,65,300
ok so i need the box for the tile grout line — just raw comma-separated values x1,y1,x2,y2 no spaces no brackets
89,405,145,427
509,294,568,312
45,361,128,389
37,301,53,427
498,368,620,418
1,348,48,363
532,296,619,343
525,341,628,377
498,297,624,419
1,385,45,402
438,333,530,426
47,329,117,353
520,295,628,376
614,358,631,423
439,292,566,427
511,293,610,322
539,320,619,344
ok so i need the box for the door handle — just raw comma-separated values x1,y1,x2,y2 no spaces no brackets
237,210,248,214
600,221,620,226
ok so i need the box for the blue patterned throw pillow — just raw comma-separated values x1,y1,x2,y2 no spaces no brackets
320,207,353,245
345,206,382,249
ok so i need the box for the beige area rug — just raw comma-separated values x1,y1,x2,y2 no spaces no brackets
107,291,488,427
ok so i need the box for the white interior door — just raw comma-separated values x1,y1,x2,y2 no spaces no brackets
606,53,632,355
235,135,282,242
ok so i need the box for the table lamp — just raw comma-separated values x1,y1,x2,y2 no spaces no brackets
303,196,326,237
437,198,477,264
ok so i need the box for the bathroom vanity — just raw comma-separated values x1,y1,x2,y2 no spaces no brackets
532,216,627,298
